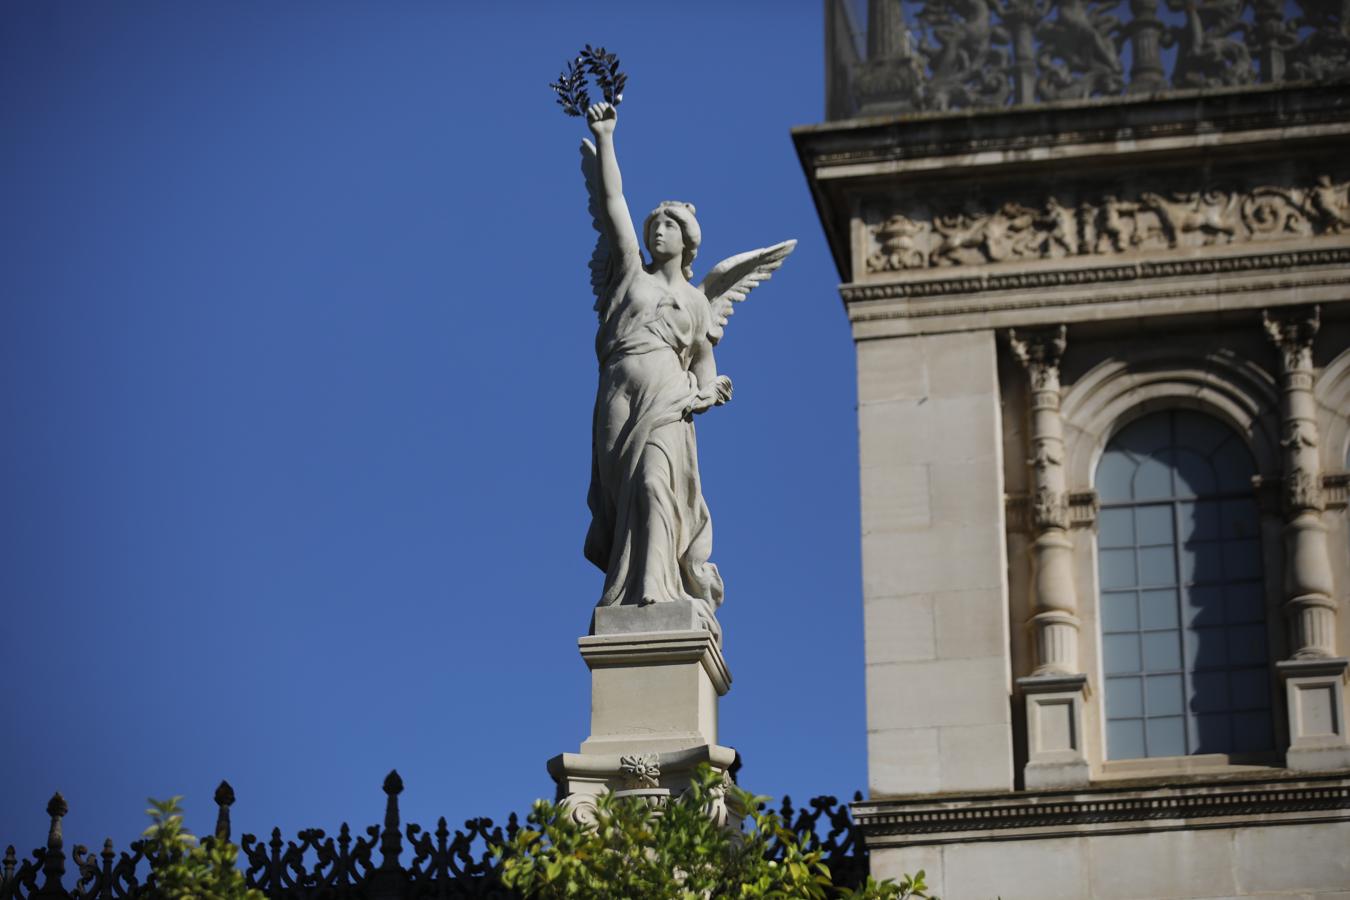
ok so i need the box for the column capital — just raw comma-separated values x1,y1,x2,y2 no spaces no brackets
1008,325,1067,389
1263,305,1320,373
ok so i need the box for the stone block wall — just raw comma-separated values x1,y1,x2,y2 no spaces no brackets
858,329,1014,795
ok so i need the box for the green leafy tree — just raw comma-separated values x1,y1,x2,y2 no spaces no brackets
497,767,934,900
141,797,265,900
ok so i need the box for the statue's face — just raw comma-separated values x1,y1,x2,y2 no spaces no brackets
647,214,684,262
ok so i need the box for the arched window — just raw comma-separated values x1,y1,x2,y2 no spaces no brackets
1095,410,1272,759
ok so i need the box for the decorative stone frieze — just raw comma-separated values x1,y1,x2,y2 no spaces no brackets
866,176,1350,272
1263,305,1350,772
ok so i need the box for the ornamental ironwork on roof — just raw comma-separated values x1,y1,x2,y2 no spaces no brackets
826,0,1350,119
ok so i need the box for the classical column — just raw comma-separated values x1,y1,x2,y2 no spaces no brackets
1264,305,1350,771
1011,326,1081,674
1010,325,1090,788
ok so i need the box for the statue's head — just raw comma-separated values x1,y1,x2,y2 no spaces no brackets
643,201,700,281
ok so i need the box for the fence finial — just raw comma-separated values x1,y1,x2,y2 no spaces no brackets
214,781,236,841
42,792,68,890
379,770,403,871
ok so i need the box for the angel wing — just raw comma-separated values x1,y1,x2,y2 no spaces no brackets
696,239,797,345
580,139,614,318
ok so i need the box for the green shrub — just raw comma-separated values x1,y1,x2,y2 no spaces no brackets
496,766,935,900
141,797,264,900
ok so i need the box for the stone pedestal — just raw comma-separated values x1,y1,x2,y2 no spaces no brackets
1278,657,1350,772
548,600,736,814
1017,673,1091,789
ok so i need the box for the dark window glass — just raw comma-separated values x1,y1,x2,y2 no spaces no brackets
1096,410,1272,759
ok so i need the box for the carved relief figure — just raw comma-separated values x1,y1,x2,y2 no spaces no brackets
933,211,995,265
918,0,1012,109
1282,420,1319,451
841,0,1349,113
578,103,794,636
1287,1,1350,83
862,174,1348,273
990,201,1042,259
1169,0,1255,88
1031,441,1064,470
1036,0,1123,99
1037,196,1079,257
1287,467,1325,514
1138,190,1238,247
1032,485,1069,530
869,213,930,270
1094,195,1139,253
1309,175,1350,233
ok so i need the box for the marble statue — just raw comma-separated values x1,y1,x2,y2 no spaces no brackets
576,101,795,638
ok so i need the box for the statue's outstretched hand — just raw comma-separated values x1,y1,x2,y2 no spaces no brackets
586,102,617,137
684,376,733,419
712,375,733,405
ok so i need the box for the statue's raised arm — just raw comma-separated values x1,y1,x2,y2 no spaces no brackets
580,104,641,317
558,55,795,642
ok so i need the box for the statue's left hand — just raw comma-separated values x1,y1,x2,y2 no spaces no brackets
712,375,733,405
684,376,733,418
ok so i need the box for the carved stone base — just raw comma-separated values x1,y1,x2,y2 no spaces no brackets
1017,673,1091,789
547,743,738,821
549,606,736,811
1278,657,1350,772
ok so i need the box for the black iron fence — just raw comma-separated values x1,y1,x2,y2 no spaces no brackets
1,773,867,900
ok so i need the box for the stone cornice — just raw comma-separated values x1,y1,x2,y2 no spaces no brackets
795,84,1350,177
853,774,1350,847
839,245,1350,338
843,246,1350,304
794,84,1350,285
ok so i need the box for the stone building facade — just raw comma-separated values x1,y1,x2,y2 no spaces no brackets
795,2,1350,896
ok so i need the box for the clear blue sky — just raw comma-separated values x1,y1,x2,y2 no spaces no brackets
1,1,865,852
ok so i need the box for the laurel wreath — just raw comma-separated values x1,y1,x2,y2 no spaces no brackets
549,45,627,117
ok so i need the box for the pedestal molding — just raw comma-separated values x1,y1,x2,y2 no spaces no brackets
578,629,731,695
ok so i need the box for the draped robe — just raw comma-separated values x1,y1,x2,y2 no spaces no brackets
583,263,724,631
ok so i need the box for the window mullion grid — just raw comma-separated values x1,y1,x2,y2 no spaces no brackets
1173,497,1195,756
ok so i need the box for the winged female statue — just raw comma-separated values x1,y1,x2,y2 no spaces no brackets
578,101,795,641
